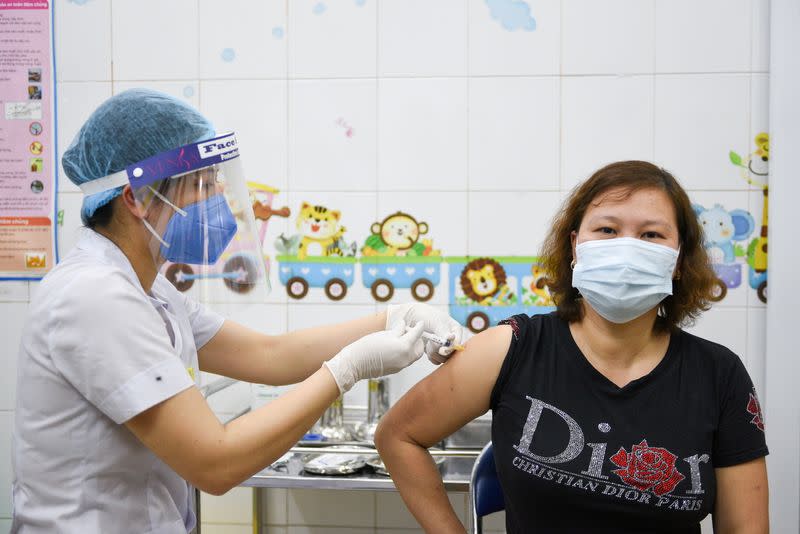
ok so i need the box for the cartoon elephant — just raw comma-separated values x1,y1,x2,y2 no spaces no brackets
692,204,755,264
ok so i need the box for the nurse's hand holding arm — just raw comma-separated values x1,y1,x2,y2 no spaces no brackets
126,321,424,496
197,303,463,387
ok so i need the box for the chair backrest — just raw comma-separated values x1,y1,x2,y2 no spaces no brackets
469,441,505,533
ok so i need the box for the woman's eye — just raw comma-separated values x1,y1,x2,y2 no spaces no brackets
598,227,615,234
642,231,662,239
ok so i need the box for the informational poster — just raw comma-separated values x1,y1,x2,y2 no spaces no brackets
0,0,56,279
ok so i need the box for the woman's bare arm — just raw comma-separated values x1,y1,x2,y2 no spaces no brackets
375,326,512,533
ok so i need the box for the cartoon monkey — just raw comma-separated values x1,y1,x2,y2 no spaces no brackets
530,264,554,306
460,258,513,305
365,212,429,256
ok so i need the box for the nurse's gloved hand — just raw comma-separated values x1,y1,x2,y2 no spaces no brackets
323,321,425,395
386,303,465,365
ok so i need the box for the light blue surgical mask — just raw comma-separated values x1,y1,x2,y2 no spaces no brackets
572,237,679,324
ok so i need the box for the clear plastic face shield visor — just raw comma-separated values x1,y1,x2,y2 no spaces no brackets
81,133,270,298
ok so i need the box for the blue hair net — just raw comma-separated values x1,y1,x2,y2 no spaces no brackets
62,88,216,225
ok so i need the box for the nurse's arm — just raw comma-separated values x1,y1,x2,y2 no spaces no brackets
125,364,340,496
713,457,769,533
374,326,511,534
198,310,387,385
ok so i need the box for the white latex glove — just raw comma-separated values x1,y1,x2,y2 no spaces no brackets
323,321,425,395
386,303,465,365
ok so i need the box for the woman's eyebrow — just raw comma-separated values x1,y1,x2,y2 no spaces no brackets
586,214,674,229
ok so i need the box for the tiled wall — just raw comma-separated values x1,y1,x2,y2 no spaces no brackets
0,0,769,532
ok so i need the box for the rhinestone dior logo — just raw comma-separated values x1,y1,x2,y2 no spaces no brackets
512,397,706,511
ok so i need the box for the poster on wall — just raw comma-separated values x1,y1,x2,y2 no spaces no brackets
0,0,56,280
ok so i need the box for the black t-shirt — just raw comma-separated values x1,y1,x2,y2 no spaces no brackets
490,313,768,534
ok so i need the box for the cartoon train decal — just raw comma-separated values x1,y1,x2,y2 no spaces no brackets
162,167,768,334
270,203,556,332
162,182,290,294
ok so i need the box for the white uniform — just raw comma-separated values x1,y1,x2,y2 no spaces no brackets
11,229,224,533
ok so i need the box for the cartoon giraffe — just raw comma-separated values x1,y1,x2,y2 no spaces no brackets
730,133,768,302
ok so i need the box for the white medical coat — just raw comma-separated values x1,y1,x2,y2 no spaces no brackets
11,228,224,533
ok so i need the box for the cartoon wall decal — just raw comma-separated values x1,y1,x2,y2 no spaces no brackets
729,133,769,303
362,211,440,257
459,258,514,306
163,182,289,294
485,0,537,32
276,202,358,301
447,257,555,333
294,202,356,260
334,117,355,138
693,203,754,301
359,211,443,302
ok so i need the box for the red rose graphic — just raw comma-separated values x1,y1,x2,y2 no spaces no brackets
610,440,685,496
747,391,765,431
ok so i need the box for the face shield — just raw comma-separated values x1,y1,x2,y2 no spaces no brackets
80,133,270,298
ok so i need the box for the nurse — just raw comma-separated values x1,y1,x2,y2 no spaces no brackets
11,89,462,533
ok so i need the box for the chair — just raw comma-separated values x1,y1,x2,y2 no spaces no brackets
469,441,505,533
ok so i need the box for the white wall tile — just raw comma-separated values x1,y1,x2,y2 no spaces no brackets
55,0,112,81
654,75,750,190
199,0,287,80
380,0,467,77
562,0,655,75
220,303,288,336
468,191,561,257
286,303,376,407
113,81,201,110
0,411,13,517
469,77,559,191
200,487,252,525
289,80,377,192
287,528,371,534
111,0,199,80
0,282,28,302
0,304,27,411
686,307,748,360
750,74,770,169
261,488,288,525
287,489,374,527
655,0,751,73
751,0,770,72
200,524,255,534
201,80,288,191
57,191,83,258
468,0,560,76
56,82,113,193
0,518,11,532
746,308,766,399
376,490,466,528
379,78,468,191
290,0,376,78
480,509,507,531
561,75,654,191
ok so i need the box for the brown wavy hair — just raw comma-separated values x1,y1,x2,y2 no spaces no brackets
540,161,719,331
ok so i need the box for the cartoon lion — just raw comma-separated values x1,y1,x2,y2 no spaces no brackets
530,264,554,306
460,258,513,305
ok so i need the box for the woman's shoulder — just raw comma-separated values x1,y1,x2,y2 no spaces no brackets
674,328,749,383
498,311,564,343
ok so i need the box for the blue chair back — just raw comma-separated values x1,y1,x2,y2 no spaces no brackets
470,441,505,533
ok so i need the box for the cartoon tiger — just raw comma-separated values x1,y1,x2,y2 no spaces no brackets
460,258,513,306
296,202,347,259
